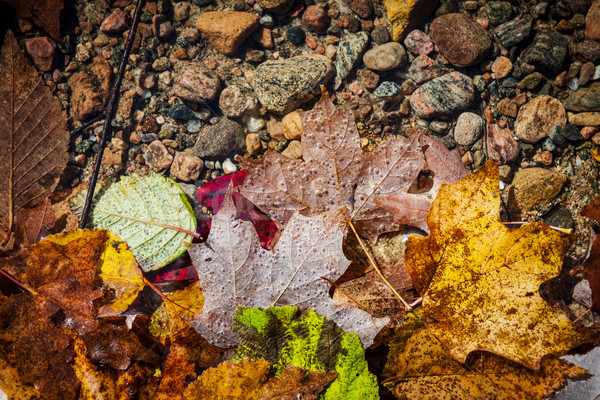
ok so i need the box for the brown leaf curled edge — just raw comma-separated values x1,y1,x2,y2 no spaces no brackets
0,30,69,240
188,189,389,348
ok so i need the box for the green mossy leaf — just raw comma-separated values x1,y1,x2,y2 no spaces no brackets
232,306,379,400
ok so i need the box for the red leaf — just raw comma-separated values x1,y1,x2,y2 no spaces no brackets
582,197,600,312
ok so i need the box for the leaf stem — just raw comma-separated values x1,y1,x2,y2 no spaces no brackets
95,210,201,238
345,214,412,311
0,268,35,293
320,275,369,312
142,277,196,314
78,0,147,229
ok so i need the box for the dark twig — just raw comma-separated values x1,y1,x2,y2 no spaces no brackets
78,0,146,229
70,114,103,137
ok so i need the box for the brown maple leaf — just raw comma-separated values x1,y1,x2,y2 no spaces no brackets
0,30,69,243
188,189,389,348
237,94,465,241
582,196,600,313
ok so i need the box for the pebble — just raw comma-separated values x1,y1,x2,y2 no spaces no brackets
286,26,306,45
302,6,329,33
193,118,246,159
173,2,190,21
429,13,492,67
574,40,600,63
562,123,584,141
507,167,567,212
585,0,600,40
453,112,483,146
568,111,600,126
103,146,125,166
181,28,201,44
579,61,596,86
196,11,259,56
403,29,434,55
515,95,567,143
152,15,174,40
219,85,257,118
282,140,303,159
70,57,112,121
520,29,568,75
517,72,544,90
373,81,401,98
491,56,513,79
348,0,372,19
165,104,195,121
256,0,294,14
152,57,171,72
25,37,57,71
282,111,303,140
251,55,334,114
171,151,203,181
245,115,266,132
371,26,390,45
484,1,513,26
409,71,475,118
496,98,518,117
222,158,237,174
493,19,531,48
143,140,173,172
172,63,220,103
336,31,369,79
363,42,407,71
408,54,450,84
486,123,520,164
246,133,262,155
100,8,129,34
562,82,600,112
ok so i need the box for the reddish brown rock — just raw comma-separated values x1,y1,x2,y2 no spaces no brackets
70,57,112,121
580,61,596,86
196,11,259,56
143,140,173,172
302,6,329,33
585,0,600,40
491,56,513,79
152,14,174,40
170,151,203,181
348,0,373,19
403,29,434,55
140,115,160,133
256,0,294,14
497,98,518,118
173,62,220,103
25,37,57,72
100,8,129,34
429,13,492,67
486,124,519,164
515,95,567,143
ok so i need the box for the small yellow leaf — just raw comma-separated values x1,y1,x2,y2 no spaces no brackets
98,232,145,317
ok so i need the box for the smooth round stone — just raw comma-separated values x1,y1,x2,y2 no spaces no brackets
454,112,483,146
515,95,567,143
219,85,257,118
363,42,407,71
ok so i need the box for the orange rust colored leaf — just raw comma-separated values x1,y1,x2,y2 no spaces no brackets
582,196,600,312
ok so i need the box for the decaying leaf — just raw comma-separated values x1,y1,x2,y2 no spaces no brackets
26,229,106,334
74,172,197,271
388,328,587,400
184,359,336,400
15,197,57,247
233,306,379,400
0,355,43,400
405,161,597,369
188,190,389,348
582,196,600,312
0,292,79,400
237,94,464,241
0,30,69,240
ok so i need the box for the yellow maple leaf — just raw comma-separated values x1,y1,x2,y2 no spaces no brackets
405,161,597,369
388,328,587,400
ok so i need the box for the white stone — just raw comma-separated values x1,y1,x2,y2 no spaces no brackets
222,158,237,174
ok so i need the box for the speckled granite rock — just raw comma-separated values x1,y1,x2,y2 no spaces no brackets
515,95,567,143
429,13,492,67
486,123,519,164
520,29,568,75
561,82,600,112
493,19,532,48
193,118,245,159
336,32,369,79
507,168,567,212
219,85,257,118
409,71,475,118
251,55,334,114
196,11,259,56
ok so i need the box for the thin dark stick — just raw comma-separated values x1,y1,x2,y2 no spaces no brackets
70,114,103,137
78,0,146,229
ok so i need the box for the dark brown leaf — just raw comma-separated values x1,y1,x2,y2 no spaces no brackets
5,0,66,40
15,197,57,247
0,292,79,400
0,30,69,239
